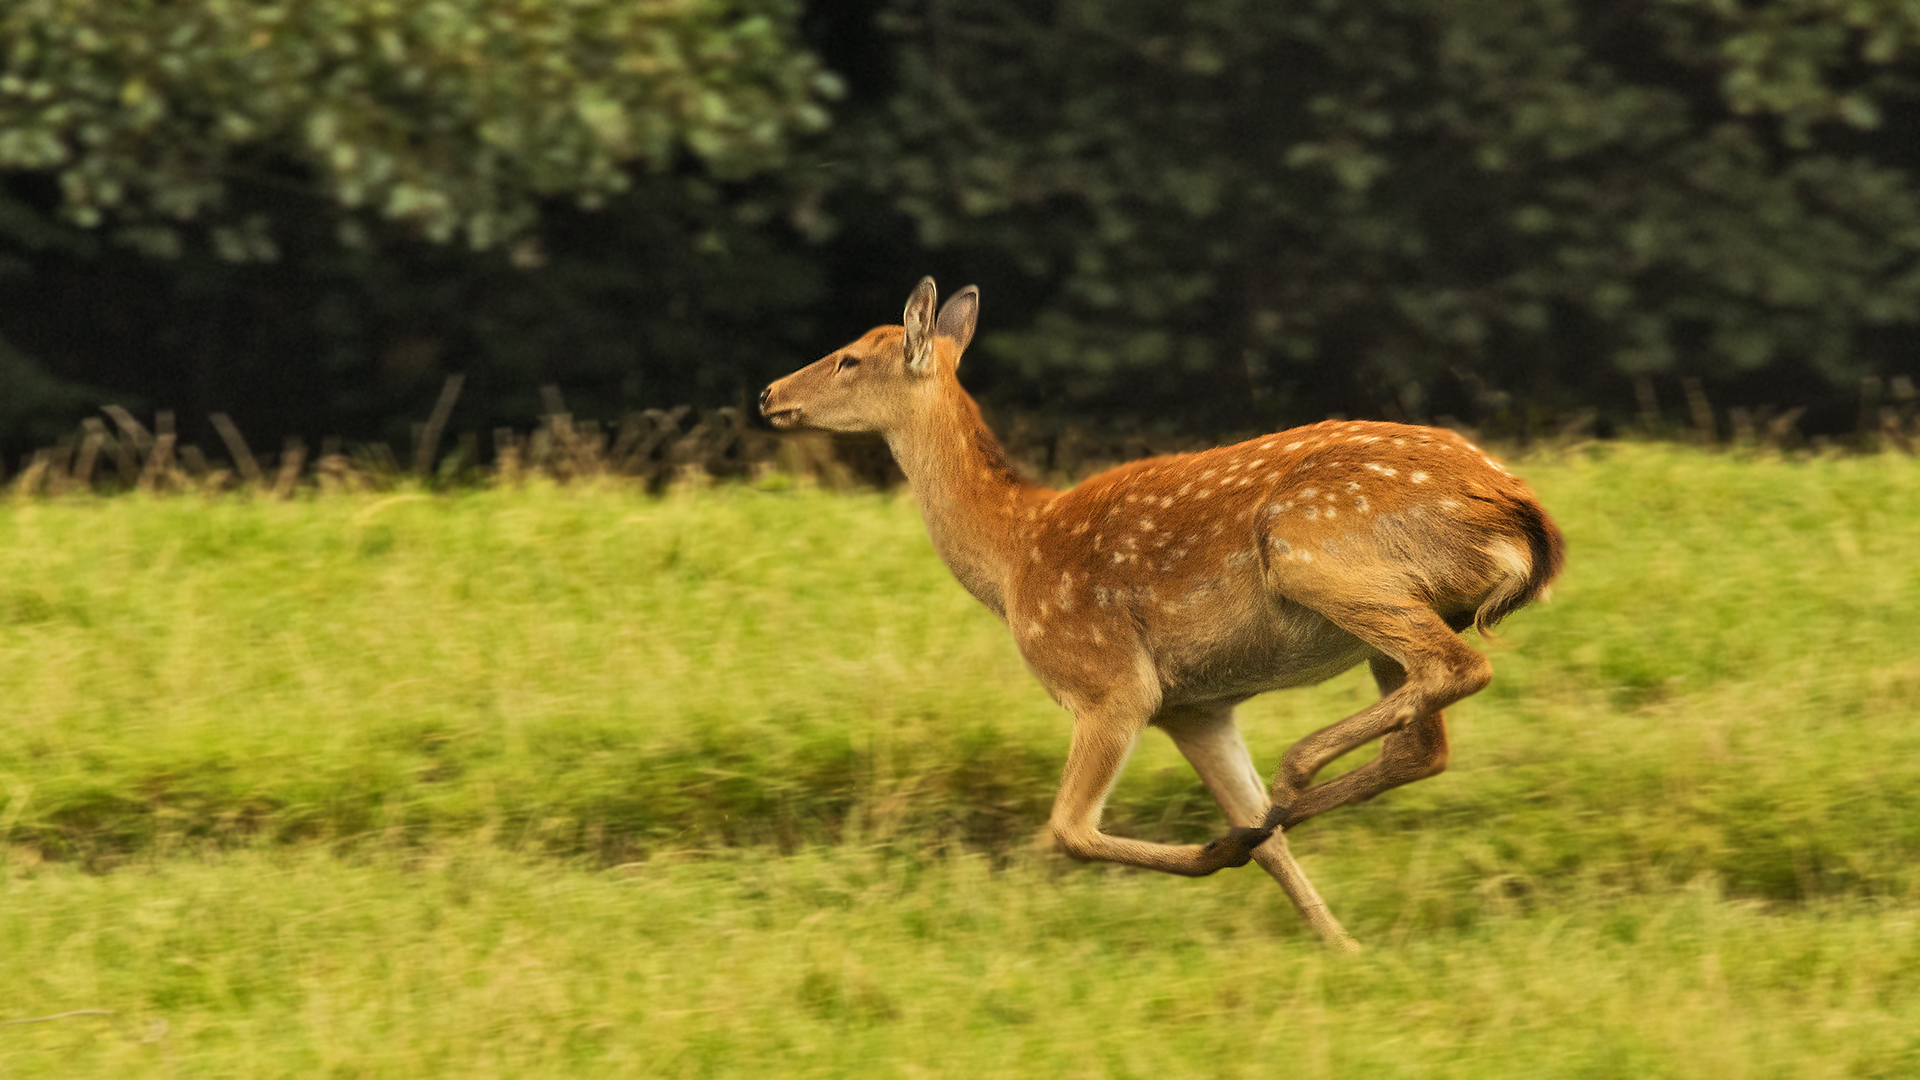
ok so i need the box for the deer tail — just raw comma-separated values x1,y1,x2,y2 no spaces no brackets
1473,496,1566,638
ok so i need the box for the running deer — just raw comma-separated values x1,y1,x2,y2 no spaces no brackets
759,278,1564,947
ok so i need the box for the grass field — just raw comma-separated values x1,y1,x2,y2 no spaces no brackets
4,444,1920,1076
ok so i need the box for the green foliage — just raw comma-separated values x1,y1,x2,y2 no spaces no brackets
8,0,1920,464
0,0,839,251
851,0,1920,424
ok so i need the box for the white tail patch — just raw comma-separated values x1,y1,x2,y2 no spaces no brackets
1473,538,1534,636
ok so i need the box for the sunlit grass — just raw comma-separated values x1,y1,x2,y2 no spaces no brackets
3,444,1920,1075
4,845,1918,1078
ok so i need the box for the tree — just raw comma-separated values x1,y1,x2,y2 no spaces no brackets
0,0,841,455
0,0,839,253
842,0,1920,432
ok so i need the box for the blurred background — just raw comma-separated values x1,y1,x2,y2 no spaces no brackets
5,0,1920,464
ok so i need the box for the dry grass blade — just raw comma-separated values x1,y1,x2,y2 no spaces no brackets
210,413,264,487
1765,407,1807,450
273,438,306,500
101,405,153,456
412,374,466,476
0,1010,116,1027
75,418,108,488
138,411,179,492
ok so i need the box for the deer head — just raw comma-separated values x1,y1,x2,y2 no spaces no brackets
758,277,979,435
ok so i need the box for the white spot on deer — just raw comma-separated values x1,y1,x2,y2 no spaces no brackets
1439,498,1462,510
1300,487,1318,498
1411,471,1428,483
1112,552,1127,563
1354,495,1370,512
1139,518,1156,531
1160,496,1174,508
1247,458,1264,468
1365,463,1398,477
1126,493,1139,503
1298,549,1315,563
1031,547,1042,562
1226,461,1242,472
1346,481,1361,492
1201,469,1218,480
1325,507,1338,519
1025,620,1045,639
1304,505,1320,520
1197,489,1213,499
1072,521,1090,535
1224,549,1256,568
1179,482,1194,496
1268,536,1292,555
1286,441,1303,451
1393,438,1406,446
1123,536,1138,550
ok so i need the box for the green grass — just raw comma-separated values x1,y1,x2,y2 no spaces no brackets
5,846,1919,1078
3,444,1920,1075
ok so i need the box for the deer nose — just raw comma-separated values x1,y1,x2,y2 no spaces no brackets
758,385,773,415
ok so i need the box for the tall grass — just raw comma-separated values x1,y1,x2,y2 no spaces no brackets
6,445,1918,908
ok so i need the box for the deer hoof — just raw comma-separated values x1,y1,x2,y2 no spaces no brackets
1203,826,1274,870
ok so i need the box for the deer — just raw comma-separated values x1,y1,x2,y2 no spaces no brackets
758,278,1565,948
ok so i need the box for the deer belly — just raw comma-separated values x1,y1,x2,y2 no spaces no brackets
1150,593,1372,704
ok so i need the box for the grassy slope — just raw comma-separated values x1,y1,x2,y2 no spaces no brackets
3,445,1920,1075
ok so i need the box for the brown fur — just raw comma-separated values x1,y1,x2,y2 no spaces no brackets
760,278,1565,947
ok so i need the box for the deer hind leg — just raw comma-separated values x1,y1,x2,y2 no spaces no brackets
1049,704,1265,877
1262,604,1489,831
1267,655,1453,829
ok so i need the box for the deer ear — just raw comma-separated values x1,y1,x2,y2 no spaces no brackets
935,285,979,359
903,276,938,377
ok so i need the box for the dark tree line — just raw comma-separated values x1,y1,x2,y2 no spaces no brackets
5,0,1920,462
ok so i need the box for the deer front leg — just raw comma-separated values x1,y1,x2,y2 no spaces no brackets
1050,707,1259,877
1160,706,1358,949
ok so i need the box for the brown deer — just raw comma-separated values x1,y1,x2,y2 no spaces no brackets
759,278,1564,948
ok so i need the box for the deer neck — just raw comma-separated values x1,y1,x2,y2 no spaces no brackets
885,387,1049,621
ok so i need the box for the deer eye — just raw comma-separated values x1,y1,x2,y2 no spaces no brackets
836,355,861,372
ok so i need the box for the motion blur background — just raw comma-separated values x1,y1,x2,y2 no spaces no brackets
7,0,1920,462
